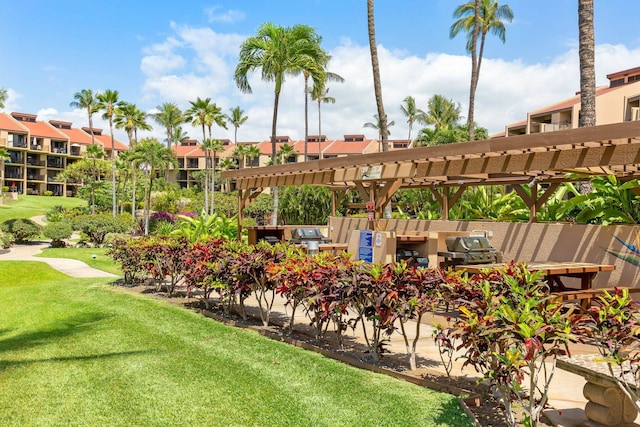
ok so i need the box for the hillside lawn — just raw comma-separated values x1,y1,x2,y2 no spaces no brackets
0,195,86,223
0,261,473,426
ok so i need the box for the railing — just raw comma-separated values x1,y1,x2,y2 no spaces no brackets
26,159,45,167
47,162,64,168
187,161,199,168
26,175,45,181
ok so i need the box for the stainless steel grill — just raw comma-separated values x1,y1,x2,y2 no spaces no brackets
289,228,331,244
438,236,498,267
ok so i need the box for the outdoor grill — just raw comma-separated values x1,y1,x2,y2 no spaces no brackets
289,228,331,245
438,236,499,268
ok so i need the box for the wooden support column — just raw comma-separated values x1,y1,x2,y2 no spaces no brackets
374,179,404,214
331,189,347,217
237,187,264,240
513,183,538,223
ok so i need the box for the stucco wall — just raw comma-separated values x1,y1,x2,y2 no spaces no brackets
328,217,640,289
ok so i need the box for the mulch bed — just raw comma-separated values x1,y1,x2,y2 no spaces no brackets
113,281,554,427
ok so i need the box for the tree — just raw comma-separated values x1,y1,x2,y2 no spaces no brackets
202,138,225,214
129,138,178,235
578,0,596,127
115,102,151,146
367,0,390,152
450,0,513,140
245,145,261,168
232,144,248,169
185,97,216,212
225,106,248,145
218,158,236,193
171,126,189,146
96,89,124,217
0,148,9,196
59,152,110,215
364,114,395,150
424,94,462,130
70,89,99,147
400,96,427,143
151,102,183,148
276,143,298,165
235,22,326,225
311,71,344,159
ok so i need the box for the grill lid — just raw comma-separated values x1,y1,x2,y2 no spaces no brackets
445,236,494,252
290,228,328,242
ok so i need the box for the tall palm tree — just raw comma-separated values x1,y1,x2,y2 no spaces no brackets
114,102,151,146
400,96,427,143
364,114,395,151
0,148,9,195
450,0,513,140
0,88,7,109
425,94,462,130
276,143,298,165
218,157,236,193
151,102,183,148
310,70,344,159
245,145,261,168
225,106,249,145
85,144,106,213
96,89,123,217
171,126,189,146
70,89,99,146
185,97,215,211
232,144,248,169
235,22,326,225
367,0,390,152
579,0,596,127
202,138,225,214
129,138,178,235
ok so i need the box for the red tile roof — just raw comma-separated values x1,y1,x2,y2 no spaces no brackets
323,137,375,155
13,118,68,140
55,127,95,145
93,133,129,151
0,112,28,133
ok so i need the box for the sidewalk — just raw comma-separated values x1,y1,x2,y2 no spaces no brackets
0,241,119,279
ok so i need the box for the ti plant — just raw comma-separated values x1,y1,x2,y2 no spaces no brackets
442,263,577,427
574,288,640,412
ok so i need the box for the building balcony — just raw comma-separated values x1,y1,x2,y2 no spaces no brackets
26,175,45,181
26,159,45,167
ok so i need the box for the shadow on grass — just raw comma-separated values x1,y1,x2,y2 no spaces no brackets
0,311,113,353
0,349,159,371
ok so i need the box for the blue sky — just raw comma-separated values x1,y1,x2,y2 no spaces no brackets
2,0,640,143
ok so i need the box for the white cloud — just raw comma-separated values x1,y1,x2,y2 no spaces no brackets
134,24,640,143
205,6,245,23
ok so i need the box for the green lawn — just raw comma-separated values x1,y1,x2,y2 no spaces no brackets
0,261,472,427
0,195,85,223
37,247,122,276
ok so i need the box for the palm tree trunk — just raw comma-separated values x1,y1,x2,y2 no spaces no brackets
144,174,153,235
210,151,216,214
304,73,309,162
579,0,596,127
131,171,137,220
271,88,281,225
317,98,323,159
467,0,481,142
367,0,389,152
109,121,117,217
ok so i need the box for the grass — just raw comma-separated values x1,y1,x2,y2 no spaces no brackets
37,247,122,276
0,195,85,223
0,261,473,427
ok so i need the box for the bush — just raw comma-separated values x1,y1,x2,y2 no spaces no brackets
43,190,53,196
104,232,132,247
0,230,13,248
43,222,73,248
72,214,134,246
1,186,8,193
46,205,67,222
0,218,42,243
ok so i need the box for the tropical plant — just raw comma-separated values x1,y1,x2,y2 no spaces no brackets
578,0,596,127
450,0,513,140
170,126,189,146
96,89,124,216
151,102,184,148
225,106,248,145
70,89,99,146
114,102,151,146
0,218,42,243
202,138,225,214
232,144,248,169
441,264,576,427
173,212,240,242
400,96,427,143
279,185,331,225
367,0,390,151
364,114,396,147
245,144,261,168
58,153,110,215
276,143,298,165
311,71,344,147
71,213,133,246
424,94,462,130
0,87,7,109
235,22,326,225
129,138,178,235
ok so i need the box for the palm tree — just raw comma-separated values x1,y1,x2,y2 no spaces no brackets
302,50,329,161
367,0,390,152
225,106,248,144
0,88,7,109
185,97,215,211
232,144,248,169
96,89,124,217
129,138,178,235
276,143,298,165
171,126,189,146
115,102,151,146
400,96,427,143
151,102,183,148
310,71,344,159
235,22,326,225
0,148,9,195
424,94,462,131
450,0,513,140
245,145,261,168
202,138,225,214
579,0,596,127
70,89,99,146
218,157,236,193
85,144,106,214
364,114,395,150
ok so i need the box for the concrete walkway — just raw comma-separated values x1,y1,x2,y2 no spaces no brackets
0,241,119,279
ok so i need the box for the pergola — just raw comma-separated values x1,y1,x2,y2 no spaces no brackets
222,121,640,235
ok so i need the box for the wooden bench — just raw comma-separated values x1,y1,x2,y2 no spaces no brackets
555,286,640,308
